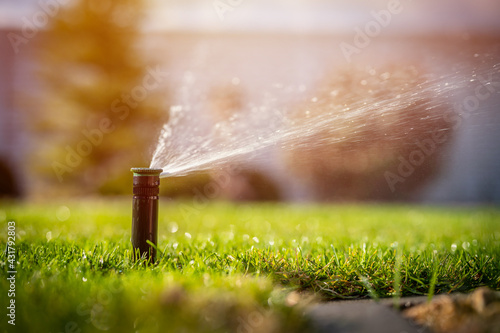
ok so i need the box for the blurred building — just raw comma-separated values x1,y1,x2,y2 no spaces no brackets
1,0,500,202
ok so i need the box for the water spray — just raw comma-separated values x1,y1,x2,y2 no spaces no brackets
131,168,162,263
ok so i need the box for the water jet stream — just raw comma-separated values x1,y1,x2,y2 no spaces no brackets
150,64,498,179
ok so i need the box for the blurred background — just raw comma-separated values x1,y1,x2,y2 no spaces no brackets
1,0,499,203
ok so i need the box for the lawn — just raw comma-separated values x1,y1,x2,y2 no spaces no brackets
1,200,499,333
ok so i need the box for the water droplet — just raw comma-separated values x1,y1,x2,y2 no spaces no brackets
203,273,211,286
380,72,390,80
82,277,87,282
185,232,192,239
56,206,71,222
252,237,259,243
170,105,182,113
169,222,178,233
451,244,457,252
46,231,52,241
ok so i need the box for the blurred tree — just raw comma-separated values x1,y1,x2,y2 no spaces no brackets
0,158,21,198
32,0,167,195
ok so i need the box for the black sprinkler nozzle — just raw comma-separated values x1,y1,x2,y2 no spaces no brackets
131,168,162,263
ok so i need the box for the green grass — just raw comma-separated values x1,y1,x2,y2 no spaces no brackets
1,200,499,333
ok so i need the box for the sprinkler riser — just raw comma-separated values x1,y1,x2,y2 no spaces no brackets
131,168,162,263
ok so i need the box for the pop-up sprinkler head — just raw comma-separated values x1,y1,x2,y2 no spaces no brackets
131,168,162,263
